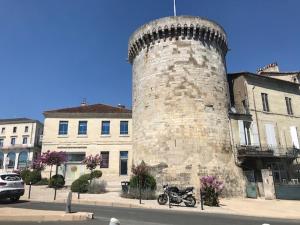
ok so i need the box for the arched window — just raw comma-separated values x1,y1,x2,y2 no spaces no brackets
7,152,16,169
0,151,4,169
18,151,28,169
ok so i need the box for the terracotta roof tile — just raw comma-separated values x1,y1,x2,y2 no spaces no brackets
44,104,132,114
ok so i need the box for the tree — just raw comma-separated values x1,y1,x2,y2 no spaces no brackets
82,154,102,183
41,150,67,178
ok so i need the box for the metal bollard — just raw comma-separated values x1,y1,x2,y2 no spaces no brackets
28,182,32,199
65,191,72,213
54,187,57,200
78,191,80,199
168,192,171,208
200,190,204,210
109,218,120,225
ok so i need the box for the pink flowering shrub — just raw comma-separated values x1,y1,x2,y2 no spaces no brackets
82,154,102,171
200,176,224,206
31,157,46,171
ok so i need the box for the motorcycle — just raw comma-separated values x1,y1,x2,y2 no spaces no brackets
157,184,196,207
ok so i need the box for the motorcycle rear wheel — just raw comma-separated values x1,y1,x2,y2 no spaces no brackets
184,196,196,207
157,194,168,205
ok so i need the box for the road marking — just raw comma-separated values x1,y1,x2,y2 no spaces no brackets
262,224,270,225
95,216,171,225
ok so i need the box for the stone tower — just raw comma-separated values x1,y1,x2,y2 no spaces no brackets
128,16,244,196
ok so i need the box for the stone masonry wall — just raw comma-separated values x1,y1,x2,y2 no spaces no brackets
129,16,245,196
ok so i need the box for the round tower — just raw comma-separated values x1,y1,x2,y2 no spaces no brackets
128,16,244,196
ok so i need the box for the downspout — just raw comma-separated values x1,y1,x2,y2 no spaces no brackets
228,116,240,166
252,86,263,151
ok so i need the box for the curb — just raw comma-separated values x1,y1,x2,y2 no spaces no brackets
0,211,94,222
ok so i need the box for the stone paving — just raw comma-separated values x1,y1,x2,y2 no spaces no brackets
20,185,300,220
0,207,93,222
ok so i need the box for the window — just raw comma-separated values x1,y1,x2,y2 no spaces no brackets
66,153,86,162
11,137,16,145
7,152,16,169
1,127,5,134
78,121,87,135
100,152,109,168
285,97,293,115
0,139,3,147
120,151,128,175
120,121,129,135
101,121,110,135
22,137,28,144
261,93,270,112
58,121,68,135
0,151,3,169
18,151,28,169
25,126,29,133
13,127,17,133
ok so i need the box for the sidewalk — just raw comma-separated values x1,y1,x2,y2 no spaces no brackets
21,185,300,220
0,207,93,222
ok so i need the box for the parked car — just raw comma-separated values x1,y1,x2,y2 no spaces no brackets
0,172,25,202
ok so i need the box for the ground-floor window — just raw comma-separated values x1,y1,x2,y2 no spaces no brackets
266,162,288,183
0,151,3,169
120,151,128,175
18,151,28,169
66,153,86,162
100,151,109,168
7,152,16,169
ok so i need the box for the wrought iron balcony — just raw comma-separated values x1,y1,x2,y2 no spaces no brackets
237,145,299,159
237,145,274,157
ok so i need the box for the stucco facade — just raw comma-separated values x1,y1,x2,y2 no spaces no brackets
0,118,43,172
128,16,245,196
228,71,300,197
41,104,132,184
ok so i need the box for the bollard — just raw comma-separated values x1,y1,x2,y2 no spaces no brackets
168,191,171,209
65,191,72,213
54,187,57,200
200,190,204,210
109,218,120,225
28,182,32,199
78,191,80,199
138,177,142,204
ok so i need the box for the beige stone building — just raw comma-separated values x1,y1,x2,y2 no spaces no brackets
0,118,43,172
41,103,132,185
228,63,300,198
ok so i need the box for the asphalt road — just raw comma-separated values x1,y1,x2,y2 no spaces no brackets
0,200,299,225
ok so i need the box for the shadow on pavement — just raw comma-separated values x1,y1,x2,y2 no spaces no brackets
0,199,30,205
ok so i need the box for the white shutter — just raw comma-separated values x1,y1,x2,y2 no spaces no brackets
265,124,277,150
238,120,246,145
251,122,259,146
290,126,300,149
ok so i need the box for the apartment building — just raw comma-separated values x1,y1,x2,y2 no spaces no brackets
228,64,300,197
0,118,43,171
42,103,132,184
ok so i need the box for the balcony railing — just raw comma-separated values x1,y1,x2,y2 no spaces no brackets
237,145,299,158
0,144,33,150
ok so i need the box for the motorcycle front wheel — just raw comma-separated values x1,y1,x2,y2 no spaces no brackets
157,194,168,205
184,196,196,207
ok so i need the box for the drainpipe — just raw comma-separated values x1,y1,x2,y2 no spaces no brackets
252,86,263,151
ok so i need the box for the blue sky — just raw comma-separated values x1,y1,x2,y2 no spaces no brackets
1,0,299,121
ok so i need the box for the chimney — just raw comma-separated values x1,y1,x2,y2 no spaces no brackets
117,104,126,109
257,62,279,74
81,98,88,107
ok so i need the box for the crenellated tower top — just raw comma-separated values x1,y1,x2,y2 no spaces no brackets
128,16,228,64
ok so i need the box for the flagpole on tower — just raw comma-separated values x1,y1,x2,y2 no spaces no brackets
174,0,177,16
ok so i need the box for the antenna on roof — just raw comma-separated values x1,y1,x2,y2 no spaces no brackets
173,0,177,16
81,98,87,107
